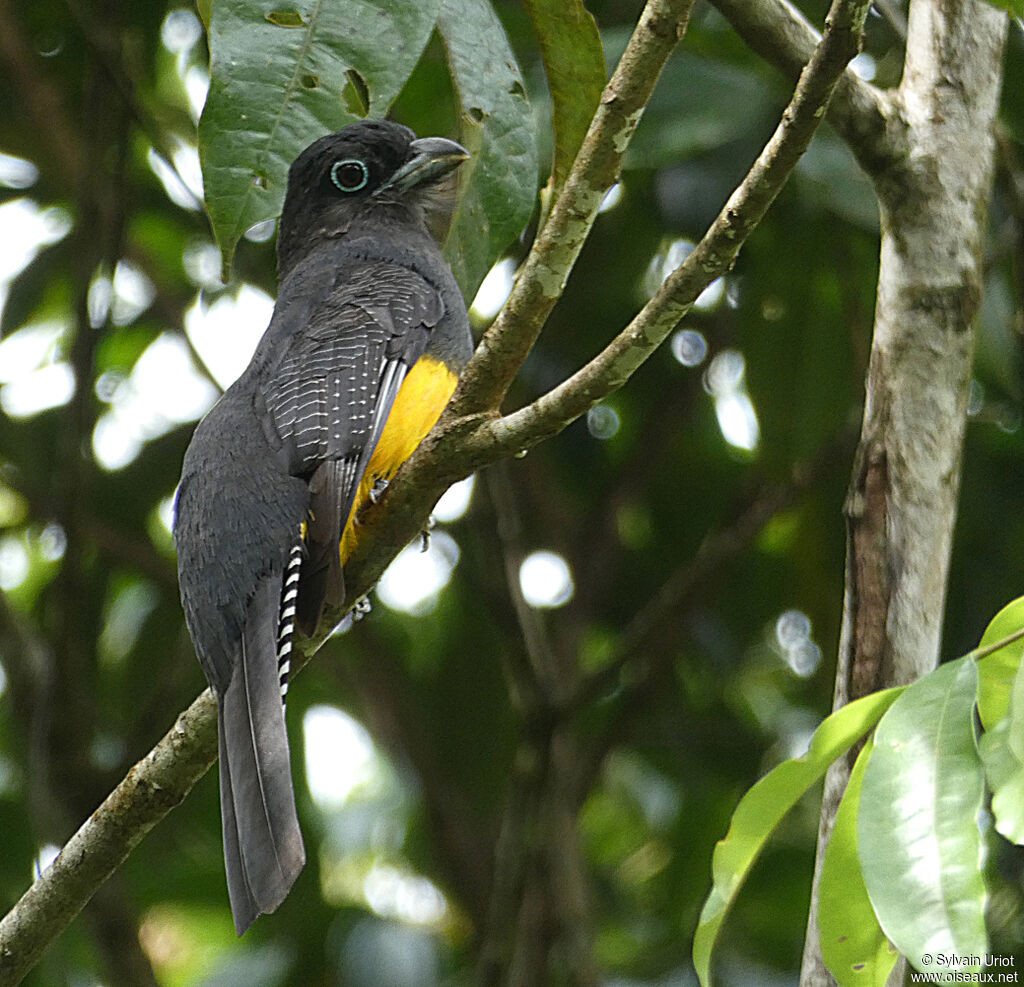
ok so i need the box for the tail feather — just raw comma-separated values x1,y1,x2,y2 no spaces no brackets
277,540,303,702
218,727,258,932
218,574,305,935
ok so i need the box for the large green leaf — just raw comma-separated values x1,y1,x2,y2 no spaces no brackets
523,0,605,196
979,650,1024,845
199,0,442,271
693,687,904,987
979,718,1024,846
974,595,1024,731
437,0,538,298
625,48,778,167
818,735,898,987
858,658,988,975
1009,633,1024,762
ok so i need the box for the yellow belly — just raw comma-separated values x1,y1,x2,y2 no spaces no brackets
338,355,458,564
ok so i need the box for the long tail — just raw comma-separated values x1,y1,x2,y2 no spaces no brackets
218,570,305,935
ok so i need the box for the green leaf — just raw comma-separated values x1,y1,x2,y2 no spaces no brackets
980,0,1024,15
979,718,1024,845
523,0,605,196
199,0,442,272
437,0,538,298
693,687,904,987
974,595,1024,731
625,49,778,167
1008,631,1024,762
818,735,899,987
979,651,1024,845
859,658,988,975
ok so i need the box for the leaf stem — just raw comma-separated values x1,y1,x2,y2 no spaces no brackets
970,626,1024,663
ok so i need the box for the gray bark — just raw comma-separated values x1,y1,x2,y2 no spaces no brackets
800,0,1008,983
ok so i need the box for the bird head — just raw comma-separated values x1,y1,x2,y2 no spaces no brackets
276,120,469,277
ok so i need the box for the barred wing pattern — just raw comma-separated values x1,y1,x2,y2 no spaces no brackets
261,260,445,627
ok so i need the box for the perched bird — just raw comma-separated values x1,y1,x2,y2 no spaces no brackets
174,120,472,934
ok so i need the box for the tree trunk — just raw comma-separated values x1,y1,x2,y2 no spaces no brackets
800,0,1008,983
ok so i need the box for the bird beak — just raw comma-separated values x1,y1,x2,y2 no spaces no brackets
375,137,470,195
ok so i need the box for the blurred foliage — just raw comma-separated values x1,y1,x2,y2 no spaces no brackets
0,1,1022,984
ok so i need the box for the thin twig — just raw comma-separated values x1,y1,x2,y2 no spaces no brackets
465,0,875,463
484,463,562,711
970,626,1024,663
708,0,897,176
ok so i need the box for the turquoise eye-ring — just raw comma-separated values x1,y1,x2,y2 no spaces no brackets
330,158,369,192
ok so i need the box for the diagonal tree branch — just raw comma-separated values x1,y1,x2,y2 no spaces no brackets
0,2,693,972
0,0,872,976
337,0,875,627
338,0,875,616
0,691,218,986
461,0,874,463
708,0,899,175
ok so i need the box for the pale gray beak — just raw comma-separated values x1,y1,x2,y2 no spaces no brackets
375,137,470,195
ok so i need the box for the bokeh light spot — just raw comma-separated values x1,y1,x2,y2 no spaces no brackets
519,550,574,608
377,531,460,615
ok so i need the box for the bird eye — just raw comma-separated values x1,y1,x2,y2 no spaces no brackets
330,159,369,193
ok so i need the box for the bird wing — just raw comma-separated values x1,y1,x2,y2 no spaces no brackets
259,258,445,629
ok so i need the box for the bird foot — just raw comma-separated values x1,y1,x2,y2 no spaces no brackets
368,477,390,504
420,514,436,552
352,595,373,621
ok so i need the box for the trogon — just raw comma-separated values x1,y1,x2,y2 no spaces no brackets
174,120,472,934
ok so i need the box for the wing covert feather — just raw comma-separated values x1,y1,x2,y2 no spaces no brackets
257,258,444,630
262,259,443,475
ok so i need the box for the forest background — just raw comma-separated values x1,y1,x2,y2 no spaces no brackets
0,0,1022,984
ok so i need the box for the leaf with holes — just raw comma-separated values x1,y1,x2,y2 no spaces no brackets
199,0,442,274
438,0,538,299
858,657,988,976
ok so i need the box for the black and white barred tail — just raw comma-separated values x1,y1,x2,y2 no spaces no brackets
276,537,304,703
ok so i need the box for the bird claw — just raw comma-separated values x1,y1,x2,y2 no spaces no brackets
351,595,373,621
368,477,390,504
420,514,436,552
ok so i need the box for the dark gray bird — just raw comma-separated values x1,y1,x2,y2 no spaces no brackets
174,120,472,934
